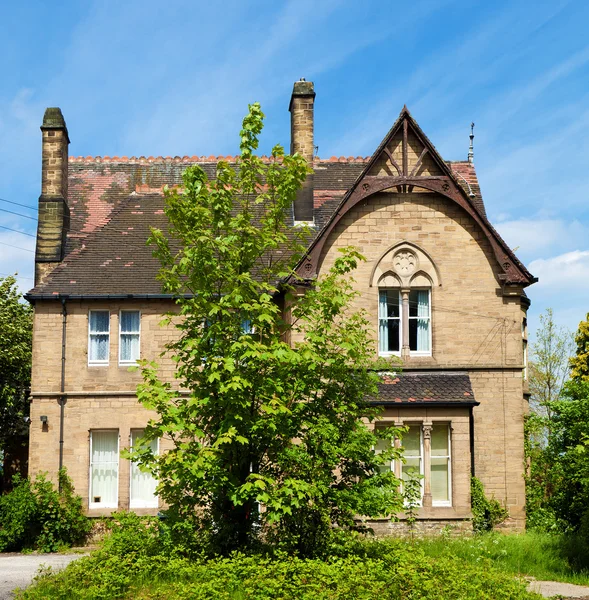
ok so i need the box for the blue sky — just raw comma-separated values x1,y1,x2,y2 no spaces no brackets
1,0,588,339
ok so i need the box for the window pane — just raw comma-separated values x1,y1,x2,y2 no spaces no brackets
120,311,140,333
130,431,158,507
402,426,421,456
431,457,449,502
409,290,419,318
431,425,449,455
241,319,253,334
90,311,109,333
120,334,140,362
91,431,118,505
386,290,400,318
402,458,421,481
386,319,400,352
90,334,109,362
374,438,392,474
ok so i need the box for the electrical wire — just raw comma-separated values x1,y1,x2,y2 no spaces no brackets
0,207,38,221
0,240,34,252
0,197,37,211
0,272,34,280
0,225,35,238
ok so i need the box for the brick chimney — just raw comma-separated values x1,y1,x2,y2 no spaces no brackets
289,79,315,222
35,108,70,286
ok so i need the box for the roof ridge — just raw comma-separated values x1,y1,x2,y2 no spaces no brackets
68,155,372,164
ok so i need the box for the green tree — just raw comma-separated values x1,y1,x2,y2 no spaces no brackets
544,379,589,532
528,308,574,421
0,275,33,491
131,103,403,557
570,313,589,381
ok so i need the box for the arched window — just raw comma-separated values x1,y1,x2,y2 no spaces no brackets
371,243,438,358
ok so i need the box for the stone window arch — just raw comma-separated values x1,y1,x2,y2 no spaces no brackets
373,242,438,358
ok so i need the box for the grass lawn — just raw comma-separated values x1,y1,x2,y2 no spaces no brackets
416,531,589,586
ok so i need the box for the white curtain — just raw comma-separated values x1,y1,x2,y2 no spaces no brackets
89,312,109,362
431,425,449,502
130,431,158,507
416,290,430,352
378,290,388,353
120,311,140,362
91,431,118,506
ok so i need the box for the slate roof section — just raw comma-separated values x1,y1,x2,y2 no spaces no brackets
374,372,477,405
28,155,499,298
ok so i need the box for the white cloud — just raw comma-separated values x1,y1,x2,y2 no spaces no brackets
529,250,589,289
495,218,589,257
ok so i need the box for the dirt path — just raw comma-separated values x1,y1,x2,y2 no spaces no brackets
528,579,589,598
0,553,84,599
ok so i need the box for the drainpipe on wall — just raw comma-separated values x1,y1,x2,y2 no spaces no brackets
469,405,476,478
58,296,67,491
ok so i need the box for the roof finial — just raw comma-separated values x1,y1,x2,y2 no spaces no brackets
468,122,475,164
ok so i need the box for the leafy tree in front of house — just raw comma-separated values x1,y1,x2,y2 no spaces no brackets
570,313,589,381
130,103,403,557
0,275,33,491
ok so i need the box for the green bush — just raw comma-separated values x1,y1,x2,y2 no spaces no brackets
471,476,509,533
19,537,538,599
0,470,91,552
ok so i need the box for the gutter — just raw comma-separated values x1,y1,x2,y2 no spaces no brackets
25,293,193,302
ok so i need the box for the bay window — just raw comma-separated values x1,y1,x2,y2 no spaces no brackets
374,422,451,508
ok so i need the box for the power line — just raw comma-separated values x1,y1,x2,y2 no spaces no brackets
0,272,34,281
0,240,34,253
0,197,37,211
0,225,35,238
0,207,38,221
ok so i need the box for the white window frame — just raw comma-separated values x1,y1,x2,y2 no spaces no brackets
129,429,159,509
88,310,110,366
89,430,119,509
119,310,141,366
401,424,424,506
431,423,452,508
378,289,402,355
378,289,432,357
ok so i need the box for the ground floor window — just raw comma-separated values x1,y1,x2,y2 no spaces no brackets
89,430,119,508
130,430,158,508
375,422,451,507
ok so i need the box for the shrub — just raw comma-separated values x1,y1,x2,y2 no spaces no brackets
471,476,509,533
19,538,537,600
0,469,91,552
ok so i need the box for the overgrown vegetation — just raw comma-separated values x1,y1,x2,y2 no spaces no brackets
471,476,509,533
18,514,540,599
0,275,33,491
130,102,403,557
524,311,589,534
0,470,90,552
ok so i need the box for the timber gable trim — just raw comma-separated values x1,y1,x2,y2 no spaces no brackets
293,107,536,287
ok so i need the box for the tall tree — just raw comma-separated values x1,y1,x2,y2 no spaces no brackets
132,103,402,556
528,308,574,421
570,313,589,381
0,276,33,491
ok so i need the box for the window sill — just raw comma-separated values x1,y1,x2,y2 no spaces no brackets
89,503,117,510
88,362,109,368
378,352,432,358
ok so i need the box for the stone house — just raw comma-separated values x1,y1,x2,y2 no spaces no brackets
26,80,535,530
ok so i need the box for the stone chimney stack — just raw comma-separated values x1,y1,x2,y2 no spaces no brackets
289,79,315,222
35,108,70,286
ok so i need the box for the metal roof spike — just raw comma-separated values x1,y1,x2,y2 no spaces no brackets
468,122,475,164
